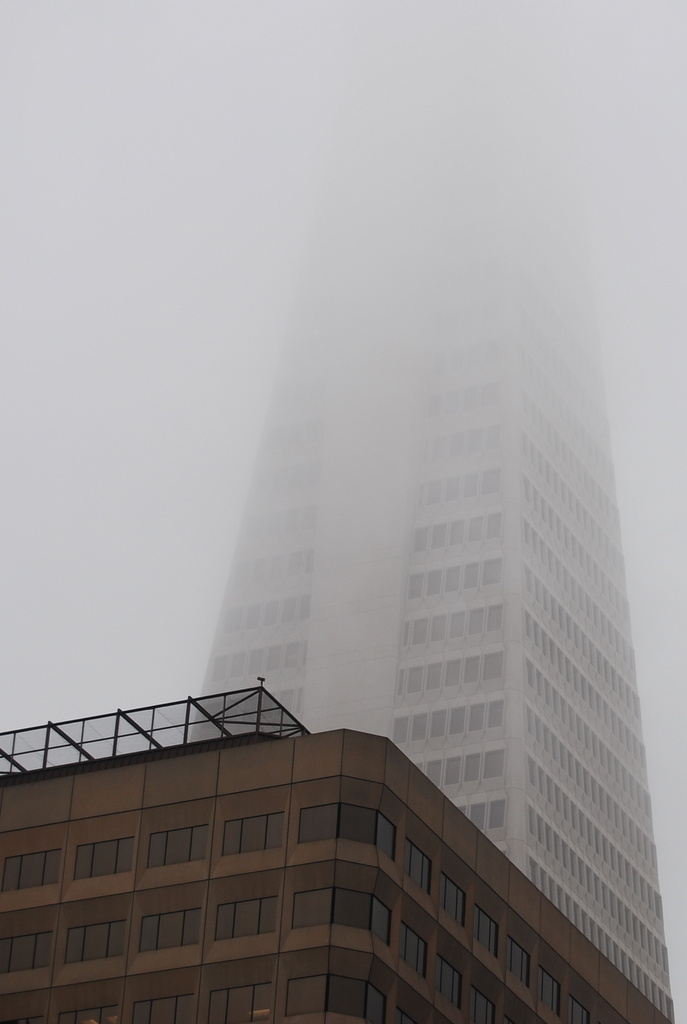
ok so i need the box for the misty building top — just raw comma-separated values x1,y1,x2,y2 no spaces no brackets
0,686,308,779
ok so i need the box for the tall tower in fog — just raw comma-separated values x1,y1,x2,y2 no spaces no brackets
204,33,671,1014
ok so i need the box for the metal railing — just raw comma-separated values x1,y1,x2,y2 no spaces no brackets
0,687,308,776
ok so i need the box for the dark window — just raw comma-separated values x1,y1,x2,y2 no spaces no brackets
569,996,590,1024
404,838,431,891
298,803,395,858
470,987,495,1024
58,1006,118,1024
132,995,194,1024
474,906,498,955
440,872,465,925
65,920,125,962
0,932,51,972
2,850,60,890
74,837,134,879
209,984,272,1024
538,967,561,1015
292,888,390,942
223,812,284,854
139,909,201,951
399,922,427,975
215,896,277,939
396,1012,419,1024
148,824,208,867
436,955,462,1008
507,936,530,985
285,976,384,1023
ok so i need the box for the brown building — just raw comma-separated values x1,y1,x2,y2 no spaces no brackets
0,688,671,1024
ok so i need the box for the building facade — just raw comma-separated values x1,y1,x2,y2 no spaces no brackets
203,39,671,1014
0,695,673,1023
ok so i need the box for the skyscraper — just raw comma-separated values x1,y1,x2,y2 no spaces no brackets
204,33,671,1014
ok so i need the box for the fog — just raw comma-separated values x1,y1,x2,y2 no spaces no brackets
1,2,686,1015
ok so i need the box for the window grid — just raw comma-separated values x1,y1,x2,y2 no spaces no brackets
209,983,271,1024
215,896,277,939
440,872,466,925
148,824,208,867
507,935,531,985
139,909,201,952
399,922,427,976
0,932,51,973
223,811,284,855
65,920,125,962
132,995,194,1024
470,986,496,1024
474,905,498,955
74,836,133,879
436,955,462,1008
2,850,60,891
539,967,561,1015
404,838,431,892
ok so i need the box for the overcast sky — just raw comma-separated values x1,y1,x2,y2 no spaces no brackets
1,2,686,1016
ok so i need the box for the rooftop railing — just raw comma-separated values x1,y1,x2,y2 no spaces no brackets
0,687,308,776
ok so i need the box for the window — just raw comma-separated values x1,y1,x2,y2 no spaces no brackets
538,967,561,1014
399,922,427,975
148,825,208,867
426,569,442,596
487,699,504,728
470,987,495,1024
463,563,479,588
132,995,194,1024
436,956,462,1008
464,655,480,684
449,707,466,734
139,909,201,951
486,604,503,631
445,565,461,591
507,936,530,985
474,906,498,955
430,709,447,737
482,749,505,779
393,717,409,743
3,850,60,890
411,714,427,741
0,932,51,972
469,803,486,829
74,837,133,880
298,803,395,858
404,838,431,891
481,468,501,494
482,558,503,585
485,512,502,538
468,703,485,731
440,872,465,925
58,1007,118,1024
445,756,461,785
488,799,506,829
568,996,590,1024
449,610,466,637
223,812,283,854
209,984,271,1024
408,573,424,598
412,619,428,645
216,896,276,939
245,604,261,629
285,976,385,1023
463,753,481,782
482,651,504,680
